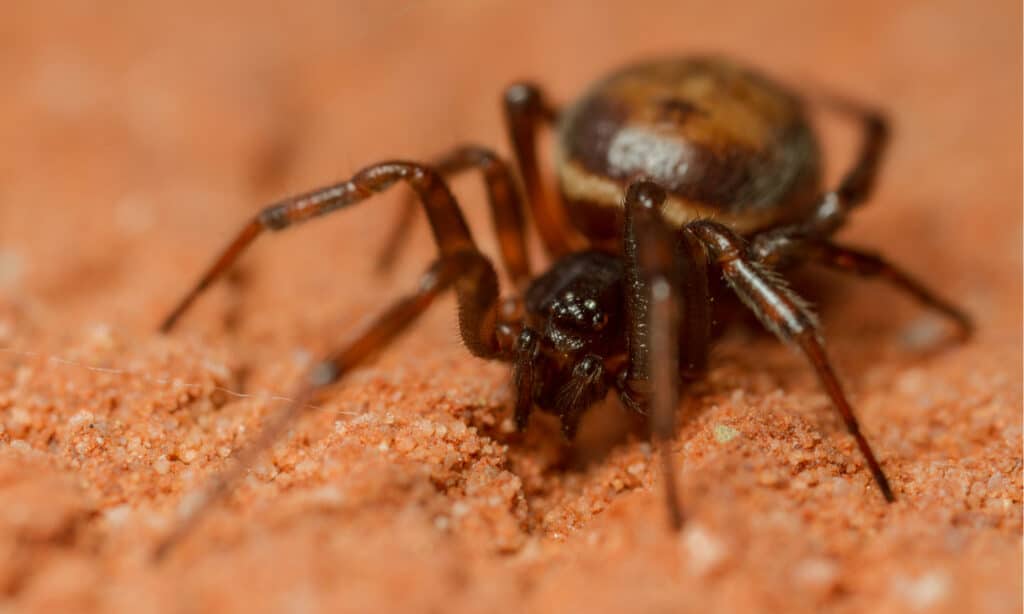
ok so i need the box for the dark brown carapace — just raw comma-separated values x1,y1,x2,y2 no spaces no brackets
154,56,972,558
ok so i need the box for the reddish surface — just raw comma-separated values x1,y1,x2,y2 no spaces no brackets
0,1,1020,612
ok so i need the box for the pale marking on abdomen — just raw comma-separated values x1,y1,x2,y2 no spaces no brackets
555,148,789,234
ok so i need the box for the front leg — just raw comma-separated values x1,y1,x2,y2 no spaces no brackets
161,161,479,336
154,249,510,560
689,220,895,503
375,145,532,289
619,180,687,529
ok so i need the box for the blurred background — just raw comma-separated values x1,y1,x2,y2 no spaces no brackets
0,0,1019,344
0,2,1020,612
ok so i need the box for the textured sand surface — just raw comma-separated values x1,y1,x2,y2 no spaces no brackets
0,1,1020,613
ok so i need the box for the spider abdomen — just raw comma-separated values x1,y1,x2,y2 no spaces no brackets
555,56,823,241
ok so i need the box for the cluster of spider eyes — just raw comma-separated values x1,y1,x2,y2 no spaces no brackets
552,293,609,332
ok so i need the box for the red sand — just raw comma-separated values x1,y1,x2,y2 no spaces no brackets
0,2,1020,612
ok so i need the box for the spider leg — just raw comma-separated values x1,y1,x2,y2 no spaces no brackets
808,241,972,340
807,99,889,235
375,146,531,289
504,82,586,258
750,98,888,260
750,230,973,342
161,161,486,335
676,227,713,378
154,249,511,561
374,196,417,273
618,180,690,530
688,219,895,503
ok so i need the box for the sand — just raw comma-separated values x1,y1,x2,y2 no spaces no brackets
0,1,1020,612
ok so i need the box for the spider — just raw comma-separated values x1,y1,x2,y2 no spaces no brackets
154,56,971,556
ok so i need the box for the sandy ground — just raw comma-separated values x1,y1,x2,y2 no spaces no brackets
0,1,1020,612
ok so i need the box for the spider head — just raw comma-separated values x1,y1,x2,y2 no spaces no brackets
524,251,626,357
545,290,611,353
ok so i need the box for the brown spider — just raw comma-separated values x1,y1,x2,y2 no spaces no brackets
154,56,971,557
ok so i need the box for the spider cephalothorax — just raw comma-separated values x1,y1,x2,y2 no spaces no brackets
518,250,626,437
154,56,971,558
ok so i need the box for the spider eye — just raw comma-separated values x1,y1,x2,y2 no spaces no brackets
551,294,610,334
